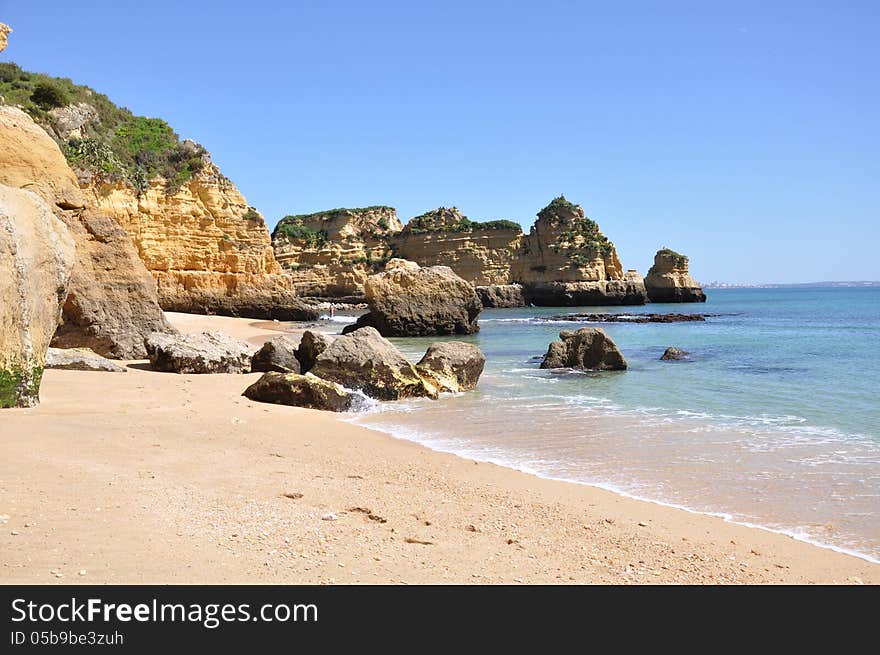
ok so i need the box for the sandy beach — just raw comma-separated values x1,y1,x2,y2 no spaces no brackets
0,312,876,585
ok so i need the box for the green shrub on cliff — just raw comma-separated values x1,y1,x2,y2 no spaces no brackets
0,61,207,195
274,220,329,246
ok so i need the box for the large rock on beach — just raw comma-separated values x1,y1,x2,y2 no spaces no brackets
540,327,628,371
45,347,127,372
145,331,252,374
358,259,481,337
310,326,436,400
0,185,76,407
644,248,706,303
243,372,362,412
416,342,486,393
251,336,301,373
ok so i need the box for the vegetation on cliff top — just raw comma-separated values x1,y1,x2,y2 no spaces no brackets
657,247,688,266
406,207,521,234
0,61,206,194
538,196,616,263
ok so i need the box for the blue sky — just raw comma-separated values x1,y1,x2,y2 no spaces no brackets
2,0,878,282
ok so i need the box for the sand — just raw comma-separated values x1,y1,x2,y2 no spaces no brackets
0,312,876,584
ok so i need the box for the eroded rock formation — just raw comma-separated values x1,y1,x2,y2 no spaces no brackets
540,327,628,371
144,331,252,374
0,185,76,407
0,106,173,359
415,342,486,393
644,249,706,303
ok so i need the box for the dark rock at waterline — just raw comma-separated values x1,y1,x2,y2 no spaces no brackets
660,347,690,361
522,278,648,307
547,312,714,323
296,330,333,373
243,372,361,412
341,312,376,335
251,336,301,373
475,284,526,308
540,327,627,371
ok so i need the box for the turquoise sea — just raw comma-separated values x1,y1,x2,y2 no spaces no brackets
339,287,880,561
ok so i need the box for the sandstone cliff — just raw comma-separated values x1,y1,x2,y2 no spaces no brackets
393,208,523,286
644,248,706,303
272,206,401,298
0,105,173,358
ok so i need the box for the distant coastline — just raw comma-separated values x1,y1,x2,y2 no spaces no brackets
701,280,880,289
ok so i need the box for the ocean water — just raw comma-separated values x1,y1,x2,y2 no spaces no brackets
340,287,880,561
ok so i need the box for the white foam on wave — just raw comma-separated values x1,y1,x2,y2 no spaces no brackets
320,314,358,323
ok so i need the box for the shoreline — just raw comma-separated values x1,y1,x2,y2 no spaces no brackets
0,312,876,584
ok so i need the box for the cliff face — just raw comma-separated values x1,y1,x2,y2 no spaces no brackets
83,161,309,316
273,207,401,298
0,105,173,358
644,248,706,303
271,198,649,306
393,208,522,286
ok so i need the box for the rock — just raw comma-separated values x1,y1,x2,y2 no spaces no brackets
251,336,301,373
45,347,127,372
340,312,376,335
46,103,100,141
0,105,174,359
547,312,711,323
415,342,486,393
144,331,252,374
0,186,76,407
539,328,628,371
296,330,333,373
0,23,10,53
475,284,525,308
310,326,436,400
522,271,647,307
360,260,481,336
644,249,706,303
660,347,689,361
242,372,361,412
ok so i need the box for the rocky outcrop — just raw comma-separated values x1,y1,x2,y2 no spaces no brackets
0,105,173,358
0,23,10,53
660,347,689,361
309,326,436,400
0,185,76,407
475,284,526,308
86,165,310,319
272,206,402,298
394,208,523,286
540,328,627,371
45,347,127,372
296,330,333,373
243,372,362,412
251,336,301,374
357,260,482,337
415,342,486,393
144,331,252,374
644,249,706,303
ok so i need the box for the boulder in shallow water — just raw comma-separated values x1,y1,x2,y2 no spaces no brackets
45,347,127,372
251,336,301,373
310,326,436,400
242,371,362,412
660,347,689,361
475,284,525,308
296,330,333,373
416,342,486,393
145,331,252,374
540,327,627,371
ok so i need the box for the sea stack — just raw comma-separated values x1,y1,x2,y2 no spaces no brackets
644,248,706,303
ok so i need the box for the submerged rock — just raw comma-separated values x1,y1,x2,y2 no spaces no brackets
0,185,76,408
144,331,252,374
644,248,706,303
310,326,436,400
251,336,301,373
475,284,525,308
416,342,486,393
540,328,627,371
359,260,481,337
45,347,127,372
242,372,361,412
660,347,690,361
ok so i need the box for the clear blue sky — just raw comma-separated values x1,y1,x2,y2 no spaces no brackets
2,1,878,283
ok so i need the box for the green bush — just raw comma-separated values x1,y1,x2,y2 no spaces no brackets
274,221,329,246
30,80,70,109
